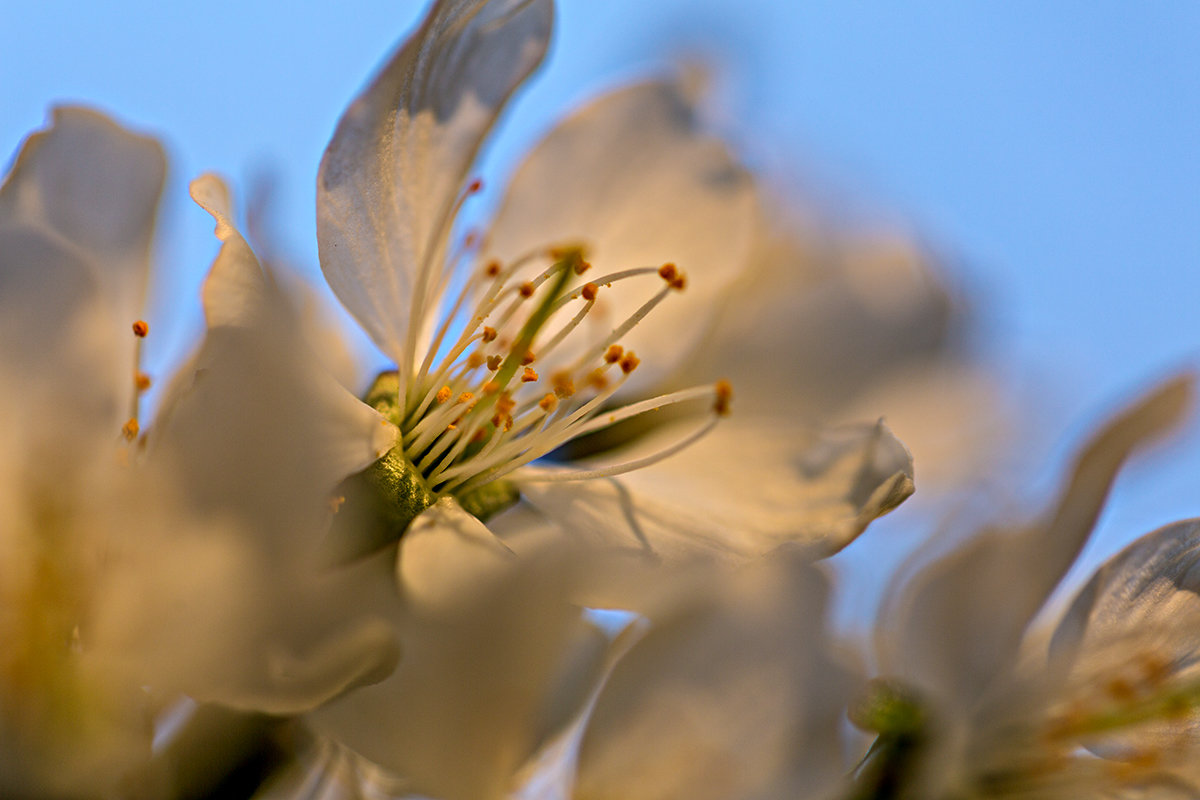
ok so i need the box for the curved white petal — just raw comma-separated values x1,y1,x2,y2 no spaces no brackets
0,106,165,326
485,80,756,393
318,0,553,368
878,375,1194,708
574,553,853,800
517,415,913,563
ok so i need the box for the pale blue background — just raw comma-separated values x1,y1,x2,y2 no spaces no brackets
4,1,1199,626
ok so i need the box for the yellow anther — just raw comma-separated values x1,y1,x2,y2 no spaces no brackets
485,260,502,277
132,320,149,338
552,371,575,399
134,372,152,392
470,428,487,444
521,350,536,366
539,393,558,412
121,418,139,441
436,386,453,403
586,368,608,390
574,259,592,275
457,391,475,404
618,351,640,375
604,344,624,364
482,326,498,343
467,352,486,369
483,381,500,395
521,367,539,383
668,272,687,291
714,379,733,416
486,354,503,371
328,495,346,514
496,394,516,415
519,282,536,298
491,412,514,431
658,263,678,282
581,282,599,301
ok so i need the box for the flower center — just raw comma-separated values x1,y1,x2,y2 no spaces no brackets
328,186,731,560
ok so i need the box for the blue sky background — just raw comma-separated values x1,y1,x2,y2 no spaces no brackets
4,1,1199,627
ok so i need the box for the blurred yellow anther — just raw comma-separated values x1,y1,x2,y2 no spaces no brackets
132,320,149,338
328,495,346,514
521,350,535,366
519,282,536,298
496,394,516,415
467,352,486,369
574,259,592,275
1106,677,1137,702
134,372,152,392
483,381,500,395
436,386,453,403
485,260,502,277
486,355,503,371
470,429,487,444
552,371,575,398
458,392,474,404
586,368,608,390
581,282,599,301
714,379,733,416
521,367,539,383
121,418,139,441
604,344,624,364
467,178,483,194
619,351,640,375
539,393,558,412
482,326,498,343
1141,654,1173,687
658,263,678,282
668,272,687,291
491,412,514,431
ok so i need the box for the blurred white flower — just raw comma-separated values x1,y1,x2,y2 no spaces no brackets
858,375,1194,799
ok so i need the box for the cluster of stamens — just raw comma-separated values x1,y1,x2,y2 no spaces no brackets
387,195,733,499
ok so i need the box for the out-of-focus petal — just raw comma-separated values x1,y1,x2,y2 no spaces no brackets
0,106,165,325
878,375,1193,708
310,546,606,800
573,552,853,800
517,416,913,563
485,80,756,393
318,0,553,365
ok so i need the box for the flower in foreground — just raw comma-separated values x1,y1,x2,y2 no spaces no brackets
296,0,917,586
855,375,1196,798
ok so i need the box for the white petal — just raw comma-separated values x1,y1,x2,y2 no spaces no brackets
318,0,553,366
517,416,913,563
397,496,515,612
574,553,853,800
878,375,1194,708
485,80,756,392
0,106,165,326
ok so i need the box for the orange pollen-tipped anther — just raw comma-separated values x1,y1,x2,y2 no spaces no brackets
467,352,486,369
467,178,483,194
658,263,678,282
135,372,152,392
457,392,475,404
552,371,575,398
521,367,539,383
486,355,503,371
482,326,498,343
581,283,599,301
586,368,608,390
714,379,733,416
121,418,139,441
485,260,502,277
496,394,516,415
482,381,500,395
619,351,640,375
132,320,149,338
604,344,624,364
519,282,536,298
521,350,535,366
539,393,558,412
436,386,453,403
668,272,687,291
574,259,592,276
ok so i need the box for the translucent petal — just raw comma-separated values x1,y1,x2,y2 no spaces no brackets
317,0,553,365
